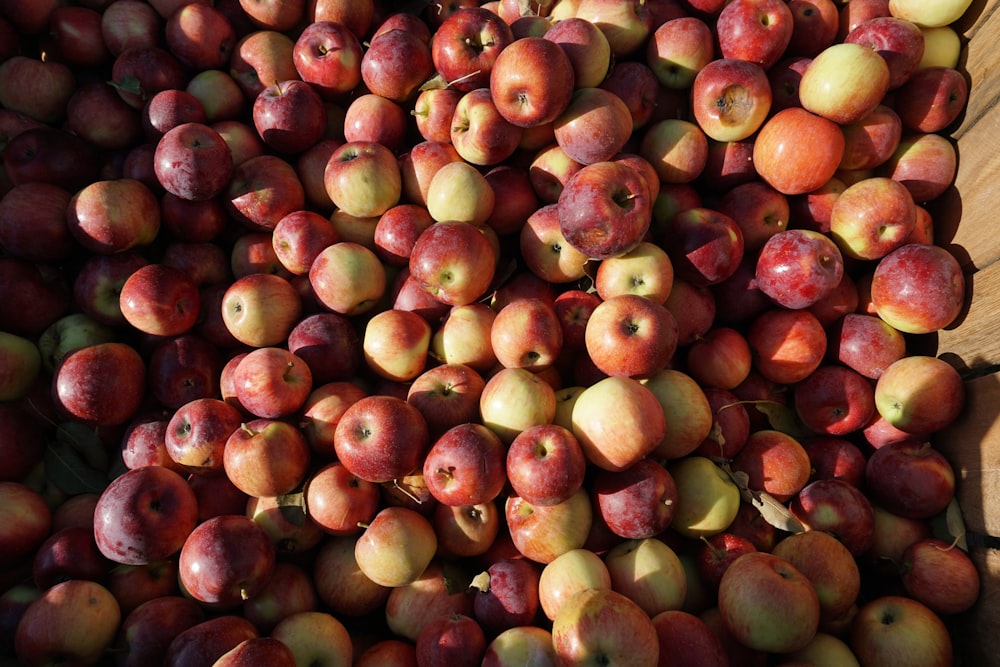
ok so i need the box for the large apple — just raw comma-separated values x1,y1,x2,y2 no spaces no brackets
490,36,575,128
551,588,659,666
850,595,953,667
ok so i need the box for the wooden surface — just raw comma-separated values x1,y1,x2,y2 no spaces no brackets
935,0,1000,660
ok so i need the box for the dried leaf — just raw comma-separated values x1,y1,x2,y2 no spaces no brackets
468,570,491,594
720,461,805,533
419,72,450,91
518,0,535,15
277,491,308,527
945,498,968,551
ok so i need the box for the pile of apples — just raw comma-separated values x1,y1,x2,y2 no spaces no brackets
0,0,984,664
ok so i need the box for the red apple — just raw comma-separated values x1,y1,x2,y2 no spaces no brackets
423,422,507,506
232,346,313,419
716,0,794,69
361,27,434,103
333,394,430,484
753,107,846,195
553,87,634,165
252,79,327,155
691,58,772,143
431,7,514,91
849,596,953,667
789,478,876,557
52,342,145,427
865,440,956,519
551,588,660,666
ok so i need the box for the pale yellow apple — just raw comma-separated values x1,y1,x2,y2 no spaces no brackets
641,369,714,460
355,507,437,587
270,611,353,667
889,0,974,27
552,385,586,431
918,25,962,69
538,547,612,620
786,632,861,667
426,161,495,225
668,456,741,538
604,538,687,617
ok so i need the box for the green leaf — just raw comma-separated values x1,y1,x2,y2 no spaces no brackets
419,72,450,91
45,439,109,495
55,422,109,471
108,75,144,98
748,400,809,438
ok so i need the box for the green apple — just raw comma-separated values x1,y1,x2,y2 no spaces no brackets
604,538,687,617
426,160,495,225
667,456,741,538
37,313,117,373
0,331,41,402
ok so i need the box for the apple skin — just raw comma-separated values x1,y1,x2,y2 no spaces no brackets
732,429,812,503
570,376,666,472
789,478,876,557
799,42,891,124
870,243,964,335
828,313,907,380
52,342,146,428
409,220,498,307
793,364,877,436
839,104,904,171
754,228,845,309
557,160,652,260
14,580,121,667
716,0,794,69
292,19,363,99
333,394,430,484
431,6,513,92
223,419,311,498
717,552,820,654
551,587,660,667
505,489,593,565
900,537,980,615
663,206,745,287
252,79,327,155
747,307,828,385
119,263,201,337
544,16,612,90
593,459,678,540
0,482,52,570
115,595,206,667
506,423,587,508
423,422,508,507
753,107,846,195
553,87,634,166
178,514,277,610
355,506,438,588
0,56,75,125
894,66,968,133
668,456,742,539
163,614,260,667
481,626,556,667
165,397,244,476
864,441,956,520
93,465,199,566
471,557,542,637
772,529,862,623
384,559,475,641
415,613,487,667
849,595,953,667
691,58,772,143
844,15,925,89
232,346,313,420
361,27,435,103
67,177,161,254
153,122,233,202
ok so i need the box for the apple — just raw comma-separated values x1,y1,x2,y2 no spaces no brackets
873,354,965,436
636,369,712,461
223,419,311,498
505,423,587,508
827,176,917,261
115,596,206,667
482,626,556,667
307,0,375,36
551,588,660,666
731,429,812,503
3,125,98,197
755,229,846,310
0,181,76,263
753,107,846,195
839,103,904,171
718,552,820,654
361,308,431,382
52,342,145,427
537,547,612,622
668,456,742,539
430,303,498,374
355,506,438,587
878,131,958,203
789,478,876,557
716,181,790,255
917,25,962,69
0,331,41,404
423,422,507,506
650,610,728,667
240,560,317,632
518,202,590,285
164,3,234,71
291,19,362,99
67,177,162,255
92,465,197,566
573,0,653,57
543,17,612,90
246,493,324,558
231,346,313,419
553,87,634,166
865,440,956,519
163,615,260,667
604,537,686,618
252,79,327,156
414,613,487,667
178,514,276,609
267,611,352,667
165,397,243,475
799,42,891,124
645,16,714,90
14,580,121,667
431,6,514,91
213,637,296,667
716,0,794,69
899,537,979,616
323,140,400,218
663,206,745,287
869,242,964,335
570,375,666,471
312,534,392,618
357,639,418,667
434,501,500,558
850,595,953,667
0,56,75,125
506,489,593,564
308,240,387,316
411,90,464,145
895,66,968,133
771,529,862,624
747,307,828,385
557,159,652,260
845,15,925,89
479,366,557,445
117,263,200,338
361,28,434,103
0,482,52,570
384,559,475,640
409,220,498,307
334,394,429,484
471,557,542,636
691,58,772,143
228,29,298,100
153,122,233,202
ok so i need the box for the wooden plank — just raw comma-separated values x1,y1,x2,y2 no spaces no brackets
937,254,1000,372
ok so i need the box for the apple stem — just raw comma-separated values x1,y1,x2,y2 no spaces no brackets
357,521,370,530
390,478,423,504
240,422,256,436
